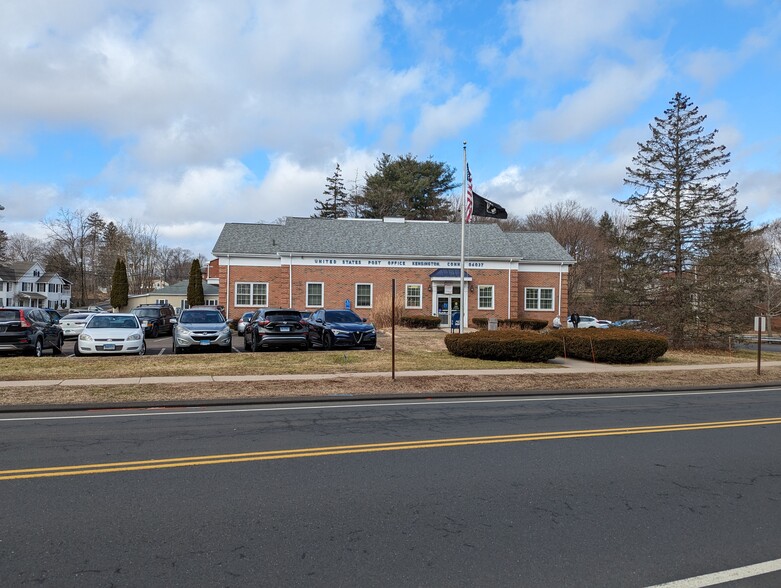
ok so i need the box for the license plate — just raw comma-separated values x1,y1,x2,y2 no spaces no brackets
103,343,116,350
279,326,290,332
200,340,211,345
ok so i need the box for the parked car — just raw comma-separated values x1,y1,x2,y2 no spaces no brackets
596,319,613,328
567,315,603,329
171,307,232,354
75,313,146,356
243,308,309,352
60,312,95,339
131,303,175,338
307,309,377,350
0,306,64,357
236,311,255,335
612,318,643,328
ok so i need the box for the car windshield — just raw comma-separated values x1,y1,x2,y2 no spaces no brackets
324,311,361,323
64,313,91,320
241,313,253,320
0,310,20,321
88,316,139,329
132,309,159,318
181,311,224,324
266,311,301,321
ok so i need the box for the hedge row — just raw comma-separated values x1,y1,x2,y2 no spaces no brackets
471,317,548,331
548,329,668,363
444,330,559,362
399,315,442,329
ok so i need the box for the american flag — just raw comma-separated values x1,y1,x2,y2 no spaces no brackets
465,163,473,223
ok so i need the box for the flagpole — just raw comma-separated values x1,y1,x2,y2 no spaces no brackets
459,141,467,334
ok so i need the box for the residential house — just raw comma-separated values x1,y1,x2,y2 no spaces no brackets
125,279,219,314
0,262,72,309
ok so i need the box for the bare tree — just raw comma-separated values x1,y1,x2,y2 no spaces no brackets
4,233,47,263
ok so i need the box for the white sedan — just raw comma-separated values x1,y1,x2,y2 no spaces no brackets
75,313,146,356
60,312,94,339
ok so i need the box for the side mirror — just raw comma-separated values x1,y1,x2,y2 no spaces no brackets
170,318,178,324
362,318,367,322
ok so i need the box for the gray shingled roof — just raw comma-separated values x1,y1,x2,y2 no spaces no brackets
213,217,574,263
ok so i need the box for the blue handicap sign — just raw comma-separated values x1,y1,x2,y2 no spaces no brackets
345,299,351,310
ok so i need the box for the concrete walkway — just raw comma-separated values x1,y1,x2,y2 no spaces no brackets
2,358,781,389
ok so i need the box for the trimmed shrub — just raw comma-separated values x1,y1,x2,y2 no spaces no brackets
445,330,560,362
549,329,668,363
400,315,441,329
472,317,548,331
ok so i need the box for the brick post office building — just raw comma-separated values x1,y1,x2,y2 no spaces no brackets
212,217,574,328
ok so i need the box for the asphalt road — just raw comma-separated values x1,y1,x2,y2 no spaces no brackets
2,388,781,586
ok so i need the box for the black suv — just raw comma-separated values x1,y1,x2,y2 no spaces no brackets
243,308,309,351
0,306,64,356
131,304,175,338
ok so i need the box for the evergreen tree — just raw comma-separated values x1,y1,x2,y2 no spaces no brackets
314,163,350,218
357,153,456,220
617,92,757,346
110,258,129,310
187,259,205,306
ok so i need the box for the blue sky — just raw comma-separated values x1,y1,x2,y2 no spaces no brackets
1,0,780,257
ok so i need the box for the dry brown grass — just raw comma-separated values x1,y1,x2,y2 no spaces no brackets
1,328,780,406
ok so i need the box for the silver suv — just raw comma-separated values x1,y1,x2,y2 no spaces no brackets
171,308,232,354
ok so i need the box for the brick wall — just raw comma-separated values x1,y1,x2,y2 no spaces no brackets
218,263,549,323
515,270,568,327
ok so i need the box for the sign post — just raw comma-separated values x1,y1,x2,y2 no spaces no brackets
755,315,766,375
391,279,396,381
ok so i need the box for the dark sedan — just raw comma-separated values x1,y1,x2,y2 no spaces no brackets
243,309,309,352
307,309,376,350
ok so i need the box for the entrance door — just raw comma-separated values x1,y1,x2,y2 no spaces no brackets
436,294,461,328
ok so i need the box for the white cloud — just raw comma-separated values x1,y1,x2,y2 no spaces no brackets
411,84,490,152
509,59,666,145
503,0,653,78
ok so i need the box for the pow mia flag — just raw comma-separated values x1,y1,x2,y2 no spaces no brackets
472,192,508,219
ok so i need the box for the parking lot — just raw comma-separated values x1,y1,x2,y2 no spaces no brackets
59,334,249,357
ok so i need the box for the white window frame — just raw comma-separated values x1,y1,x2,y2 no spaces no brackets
524,287,555,311
306,282,324,308
355,283,373,308
477,285,495,310
156,298,169,305
405,284,423,309
235,282,268,307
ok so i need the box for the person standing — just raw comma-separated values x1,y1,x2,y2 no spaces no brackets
570,312,580,328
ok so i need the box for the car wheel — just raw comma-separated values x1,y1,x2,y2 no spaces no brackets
52,334,64,355
173,343,180,354
33,338,44,357
137,341,146,356
74,342,82,357
323,332,334,350
243,337,251,351
251,334,260,352
151,324,159,338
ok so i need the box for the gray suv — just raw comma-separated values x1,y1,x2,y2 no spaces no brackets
171,308,232,354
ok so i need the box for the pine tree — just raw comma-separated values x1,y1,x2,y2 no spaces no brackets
314,163,350,219
617,92,757,346
187,259,205,306
357,153,456,220
110,258,129,310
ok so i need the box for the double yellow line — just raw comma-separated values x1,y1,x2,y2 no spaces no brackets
3,416,781,481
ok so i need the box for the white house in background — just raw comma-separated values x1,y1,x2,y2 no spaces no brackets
0,261,72,309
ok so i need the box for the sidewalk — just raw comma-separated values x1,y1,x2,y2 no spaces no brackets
2,358,781,389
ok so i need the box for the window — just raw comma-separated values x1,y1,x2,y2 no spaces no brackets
405,284,422,309
478,285,494,310
156,299,169,305
37,283,46,292
235,282,268,306
525,287,554,311
307,282,324,307
355,283,372,308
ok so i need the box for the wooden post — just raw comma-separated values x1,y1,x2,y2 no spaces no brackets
392,279,396,380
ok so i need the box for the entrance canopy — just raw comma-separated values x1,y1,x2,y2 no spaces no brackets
429,269,472,281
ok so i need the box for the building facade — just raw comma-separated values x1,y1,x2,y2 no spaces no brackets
212,217,574,326
0,262,72,309
125,279,220,314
